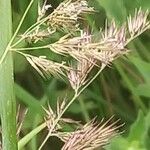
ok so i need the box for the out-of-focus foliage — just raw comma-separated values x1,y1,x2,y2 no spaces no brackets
106,111,150,150
11,0,150,149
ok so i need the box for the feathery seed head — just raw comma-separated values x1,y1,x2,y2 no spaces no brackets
47,0,94,30
127,8,150,37
26,55,69,78
60,117,123,150
67,58,95,90
22,27,56,43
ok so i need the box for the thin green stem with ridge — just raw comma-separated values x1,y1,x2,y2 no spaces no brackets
0,1,35,150
0,0,17,149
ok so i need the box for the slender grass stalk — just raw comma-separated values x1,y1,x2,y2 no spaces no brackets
0,0,35,66
11,45,49,51
18,122,46,150
0,0,17,150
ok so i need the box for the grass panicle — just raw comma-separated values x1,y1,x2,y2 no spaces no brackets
0,0,149,149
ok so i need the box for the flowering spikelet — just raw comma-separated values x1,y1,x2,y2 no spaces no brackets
67,58,95,90
127,8,150,38
50,27,127,66
23,27,56,43
47,0,94,30
42,103,60,131
59,117,123,150
21,0,53,43
26,55,69,78
101,20,126,50
42,99,80,132
49,31,93,58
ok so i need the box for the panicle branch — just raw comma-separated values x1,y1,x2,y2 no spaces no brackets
17,7,150,89
67,58,95,90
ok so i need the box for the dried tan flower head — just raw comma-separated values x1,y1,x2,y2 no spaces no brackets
21,0,93,43
59,117,123,150
43,99,77,132
67,58,95,90
127,8,150,38
50,27,128,67
47,0,94,30
26,55,69,78
101,20,126,50
49,31,92,58
23,27,56,43
42,103,60,132
50,8,150,68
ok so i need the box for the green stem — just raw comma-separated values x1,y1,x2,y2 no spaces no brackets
11,45,49,51
0,1,36,150
0,0,35,66
0,0,17,150
18,122,46,150
10,0,35,45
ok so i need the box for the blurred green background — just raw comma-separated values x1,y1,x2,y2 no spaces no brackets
11,0,150,149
